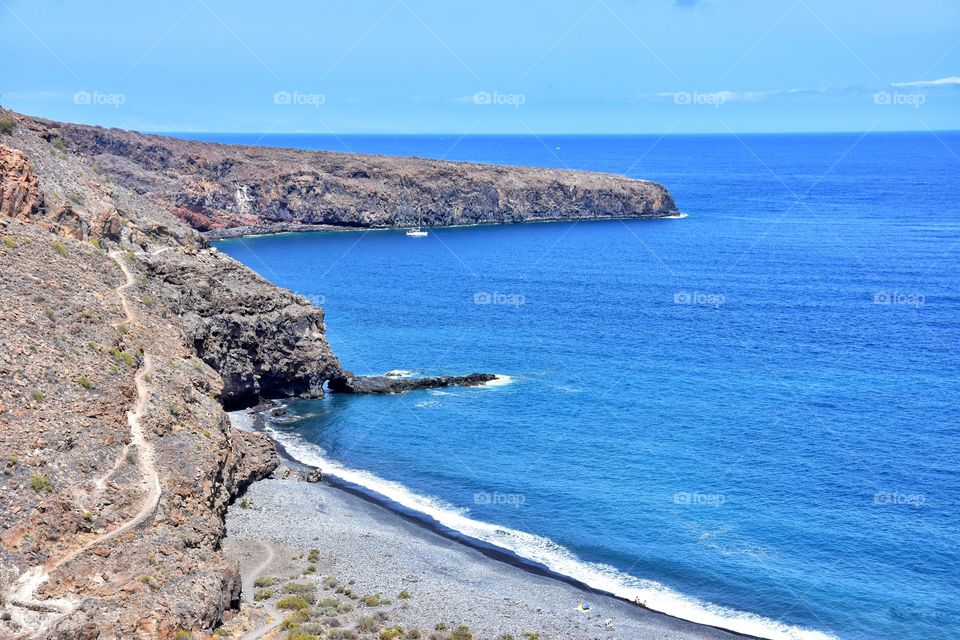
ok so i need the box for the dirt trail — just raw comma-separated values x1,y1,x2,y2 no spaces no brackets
240,542,281,640
3,251,161,638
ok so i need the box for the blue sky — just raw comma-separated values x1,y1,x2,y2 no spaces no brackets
1,0,958,133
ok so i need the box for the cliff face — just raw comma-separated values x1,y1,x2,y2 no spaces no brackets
36,116,679,235
143,248,342,409
0,108,680,638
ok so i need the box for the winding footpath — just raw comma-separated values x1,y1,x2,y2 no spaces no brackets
240,542,282,640
4,251,161,638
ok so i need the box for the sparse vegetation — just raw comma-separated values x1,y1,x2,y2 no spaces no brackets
43,306,54,319
83,511,93,522
308,549,320,563
239,497,249,509
380,627,405,640
111,347,135,366
253,588,272,601
53,239,67,257
30,474,53,492
118,323,129,334
175,632,193,640
254,576,274,588
323,576,339,589
520,633,540,640
0,118,14,135
398,589,411,599
168,404,183,417
89,237,102,251
2,236,14,249
435,623,447,631
31,389,45,403
77,376,94,390
143,372,152,383
51,136,67,153
356,617,380,633
303,564,316,574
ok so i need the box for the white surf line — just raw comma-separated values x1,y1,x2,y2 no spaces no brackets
4,251,161,637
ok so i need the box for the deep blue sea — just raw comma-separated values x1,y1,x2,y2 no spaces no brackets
209,132,960,640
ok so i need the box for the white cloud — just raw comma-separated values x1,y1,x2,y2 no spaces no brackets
891,76,960,88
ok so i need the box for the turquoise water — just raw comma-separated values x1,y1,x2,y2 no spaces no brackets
214,132,960,640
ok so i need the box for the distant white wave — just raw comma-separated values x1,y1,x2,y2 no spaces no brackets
263,425,835,640
481,374,513,387
384,369,418,378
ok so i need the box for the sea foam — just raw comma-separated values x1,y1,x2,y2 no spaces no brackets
263,424,835,640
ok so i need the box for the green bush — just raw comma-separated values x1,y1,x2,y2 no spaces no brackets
51,137,67,153
323,576,339,589
77,376,94,390
521,634,541,640
380,627,404,640
398,589,411,599
362,594,383,607
282,582,317,603
253,576,274,588
53,239,67,257
253,588,272,601
276,595,309,611
31,389,45,403
308,549,320,563
450,625,473,640
30,474,53,492
0,118,14,135
2,236,14,249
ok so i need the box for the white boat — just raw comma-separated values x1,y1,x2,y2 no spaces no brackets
405,204,428,237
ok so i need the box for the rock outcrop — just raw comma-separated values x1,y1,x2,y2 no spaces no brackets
143,247,343,409
26,115,680,235
0,145,43,219
329,372,497,394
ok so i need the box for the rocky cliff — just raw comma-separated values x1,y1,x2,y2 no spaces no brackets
0,108,681,639
27,114,679,236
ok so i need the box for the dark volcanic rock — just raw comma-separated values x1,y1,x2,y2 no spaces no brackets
329,372,497,394
27,115,681,234
143,247,343,409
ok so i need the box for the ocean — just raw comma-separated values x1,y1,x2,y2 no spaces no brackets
207,131,960,640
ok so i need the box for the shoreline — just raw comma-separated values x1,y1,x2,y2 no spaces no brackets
232,406,785,640
205,212,688,241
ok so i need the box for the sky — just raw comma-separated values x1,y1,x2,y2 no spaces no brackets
1,0,958,134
